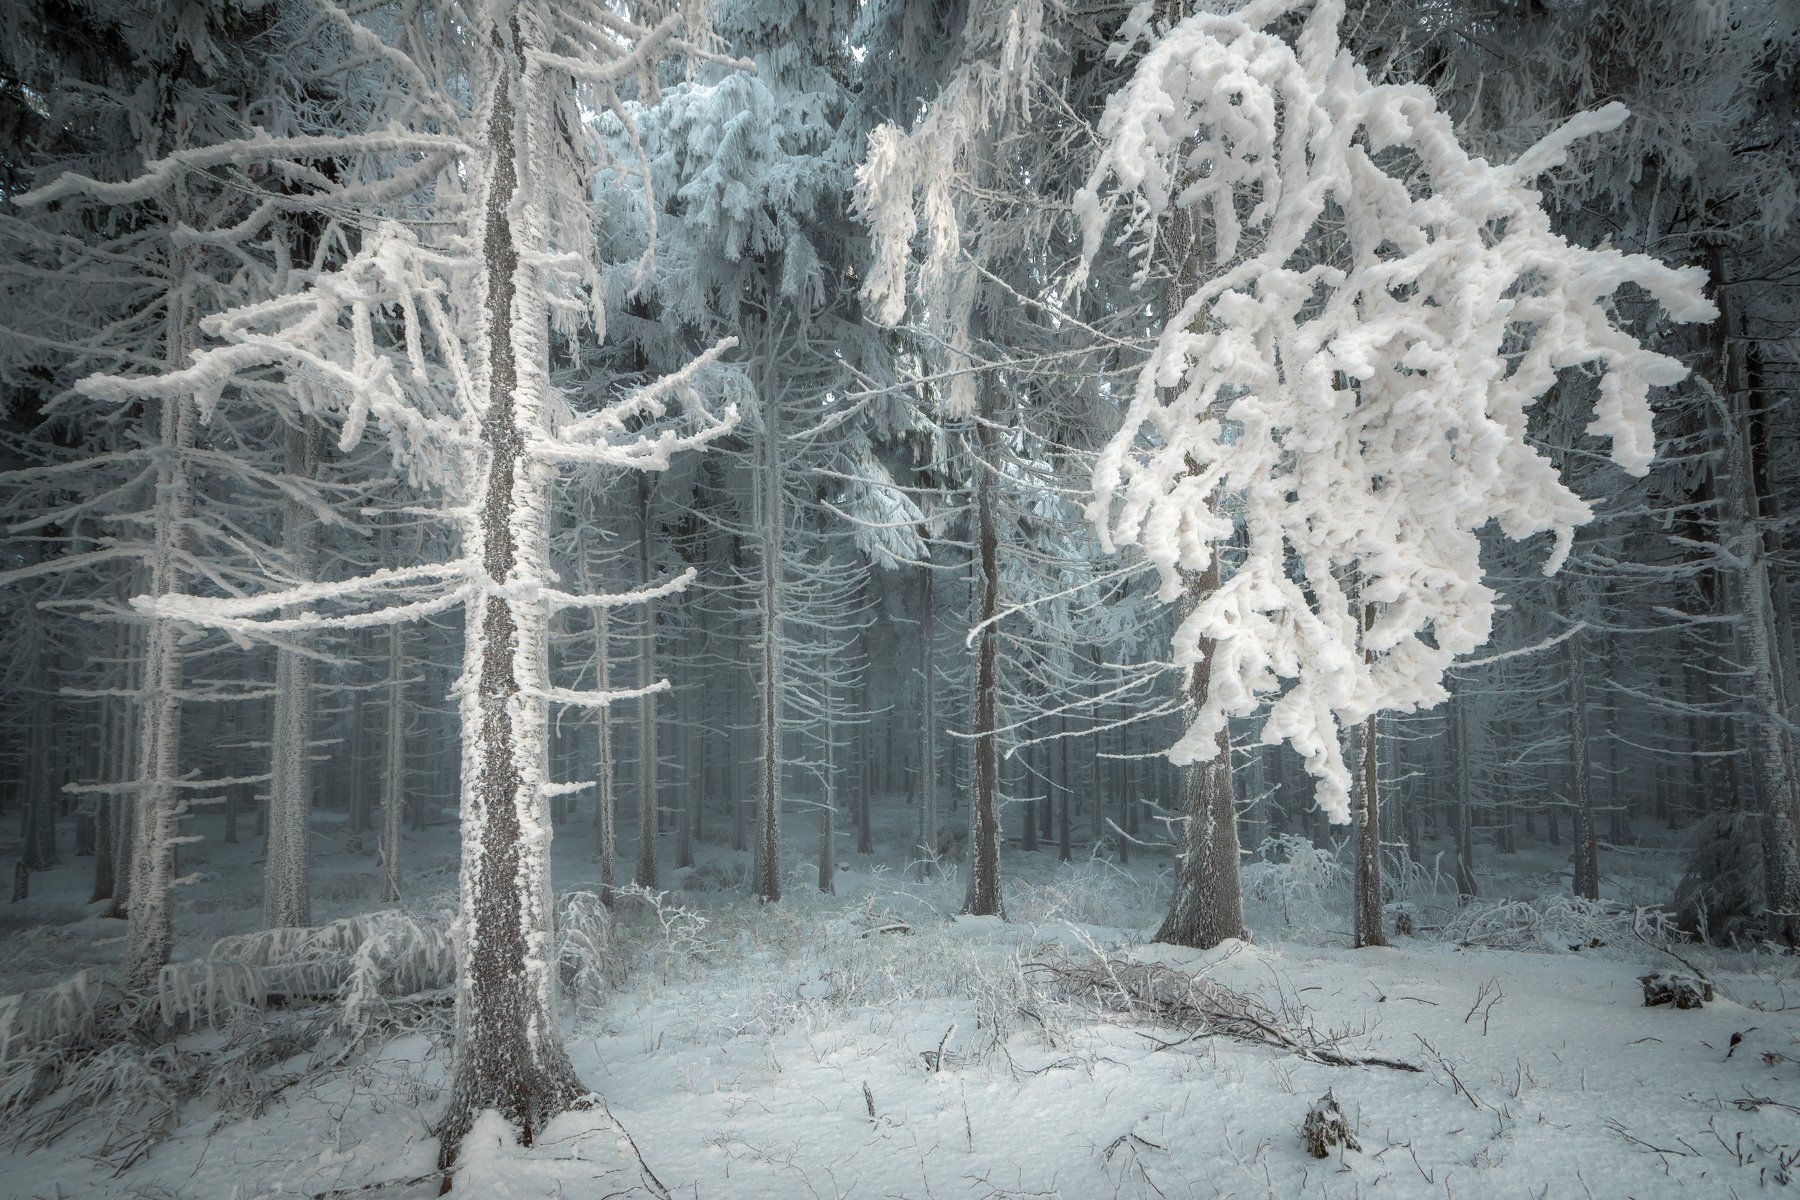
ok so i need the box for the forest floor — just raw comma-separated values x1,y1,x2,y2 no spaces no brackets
2,802,1797,1200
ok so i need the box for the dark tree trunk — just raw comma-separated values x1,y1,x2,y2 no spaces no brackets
1155,557,1243,949
963,410,1004,918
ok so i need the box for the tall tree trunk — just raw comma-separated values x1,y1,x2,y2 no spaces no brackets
586,560,616,905
347,648,371,848
1564,625,1600,901
380,617,408,904
819,636,836,895
856,658,874,855
438,14,587,1167
124,251,198,990
23,670,57,872
1448,701,1478,903
917,563,937,876
264,423,321,929
1058,709,1072,863
1707,255,1800,942
1021,739,1038,853
963,407,1004,917
752,385,783,903
634,475,660,891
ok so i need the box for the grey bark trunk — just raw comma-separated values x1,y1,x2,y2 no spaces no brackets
963,410,1003,918
438,15,587,1167
634,476,659,890
124,277,197,991
752,387,783,903
917,563,937,877
1564,626,1600,901
1155,556,1243,948
381,618,407,904
264,423,321,929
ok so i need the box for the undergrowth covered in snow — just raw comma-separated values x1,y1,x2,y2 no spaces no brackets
1,817,1796,1199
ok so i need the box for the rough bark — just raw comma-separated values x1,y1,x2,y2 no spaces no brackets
437,14,588,1168
963,408,1003,918
1155,556,1243,949
124,263,197,991
263,423,321,930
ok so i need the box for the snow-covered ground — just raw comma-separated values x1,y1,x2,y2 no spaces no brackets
4,803,1796,1199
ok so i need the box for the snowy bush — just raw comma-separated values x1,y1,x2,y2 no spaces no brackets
555,889,620,1021
677,859,752,894
1440,895,1685,954
1673,813,1768,943
1241,834,1349,927
613,883,715,973
1008,860,1159,929
163,910,454,1031
0,910,459,1165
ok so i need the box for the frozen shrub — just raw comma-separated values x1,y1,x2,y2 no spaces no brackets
1673,813,1766,943
0,909,459,1164
1241,835,1348,927
555,889,620,1020
1441,896,1684,955
1640,970,1713,1009
678,859,750,894
1008,860,1157,928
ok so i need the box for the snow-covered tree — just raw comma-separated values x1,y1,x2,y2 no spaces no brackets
1072,0,1715,878
16,0,742,1169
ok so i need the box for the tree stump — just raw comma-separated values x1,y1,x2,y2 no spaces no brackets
1302,1089,1359,1158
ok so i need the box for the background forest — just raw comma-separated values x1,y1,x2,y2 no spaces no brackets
0,0,1795,1197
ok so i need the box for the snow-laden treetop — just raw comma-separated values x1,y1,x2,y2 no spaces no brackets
1074,0,1716,821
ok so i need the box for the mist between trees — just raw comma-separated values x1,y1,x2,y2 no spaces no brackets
0,0,1793,1181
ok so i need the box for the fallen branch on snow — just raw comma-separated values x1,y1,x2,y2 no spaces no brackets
1025,949,1420,1073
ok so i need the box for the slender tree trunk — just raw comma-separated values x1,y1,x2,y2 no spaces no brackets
1353,601,1387,948
856,660,874,855
675,680,694,870
264,423,321,929
917,564,937,876
752,386,783,903
1564,627,1600,901
1021,739,1038,853
23,677,57,871
438,14,587,1166
1059,710,1072,863
588,572,616,905
634,475,659,891
381,617,407,904
124,248,199,990
963,410,1003,918
819,637,836,895
348,651,371,848
1448,702,1477,903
